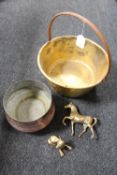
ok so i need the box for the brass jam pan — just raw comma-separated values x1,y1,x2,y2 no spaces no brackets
3,80,55,132
37,12,111,97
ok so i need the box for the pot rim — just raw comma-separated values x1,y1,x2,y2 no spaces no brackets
37,35,110,89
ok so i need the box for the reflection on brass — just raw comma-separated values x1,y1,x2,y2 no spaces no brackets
48,135,72,157
37,12,111,97
62,102,97,139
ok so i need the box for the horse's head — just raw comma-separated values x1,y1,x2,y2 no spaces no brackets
48,135,59,146
64,102,74,109
64,102,78,114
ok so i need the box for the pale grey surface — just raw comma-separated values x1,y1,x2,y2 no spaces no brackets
0,0,117,175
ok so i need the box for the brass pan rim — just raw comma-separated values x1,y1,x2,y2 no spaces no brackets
37,35,110,90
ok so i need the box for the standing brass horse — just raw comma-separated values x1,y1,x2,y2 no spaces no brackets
62,102,97,139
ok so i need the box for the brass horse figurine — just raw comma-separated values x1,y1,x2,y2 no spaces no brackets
62,102,97,139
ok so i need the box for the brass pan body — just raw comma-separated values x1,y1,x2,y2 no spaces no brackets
37,12,111,97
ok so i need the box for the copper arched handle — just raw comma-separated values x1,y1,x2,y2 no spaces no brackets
48,12,111,76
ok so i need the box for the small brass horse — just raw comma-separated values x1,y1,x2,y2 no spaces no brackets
62,102,97,139
48,135,72,157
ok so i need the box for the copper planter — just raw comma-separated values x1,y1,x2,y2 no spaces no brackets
3,80,55,132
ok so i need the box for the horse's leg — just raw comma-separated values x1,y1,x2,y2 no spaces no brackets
59,149,64,157
79,124,88,137
71,121,75,136
89,126,96,139
65,144,72,150
62,116,71,126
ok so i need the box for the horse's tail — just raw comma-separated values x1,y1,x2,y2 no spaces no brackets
92,118,97,126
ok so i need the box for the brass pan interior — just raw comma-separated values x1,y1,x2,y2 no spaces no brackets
38,36,109,89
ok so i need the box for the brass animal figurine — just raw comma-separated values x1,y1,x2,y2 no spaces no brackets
48,135,72,157
62,102,97,139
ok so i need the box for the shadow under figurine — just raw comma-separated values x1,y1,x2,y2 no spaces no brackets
62,102,98,139
48,135,72,157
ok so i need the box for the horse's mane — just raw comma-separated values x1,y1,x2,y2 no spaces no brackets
71,104,79,114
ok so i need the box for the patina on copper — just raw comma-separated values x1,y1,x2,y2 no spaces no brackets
3,80,55,132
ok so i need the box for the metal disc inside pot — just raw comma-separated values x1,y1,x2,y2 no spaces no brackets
5,87,51,122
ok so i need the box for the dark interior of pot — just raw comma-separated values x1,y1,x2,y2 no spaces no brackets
3,81,52,122
39,36,109,88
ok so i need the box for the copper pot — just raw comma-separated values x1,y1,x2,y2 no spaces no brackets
3,80,55,132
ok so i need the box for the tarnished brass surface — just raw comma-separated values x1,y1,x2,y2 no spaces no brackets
48,135,72,157
62,102,97,139
38,36,110,97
